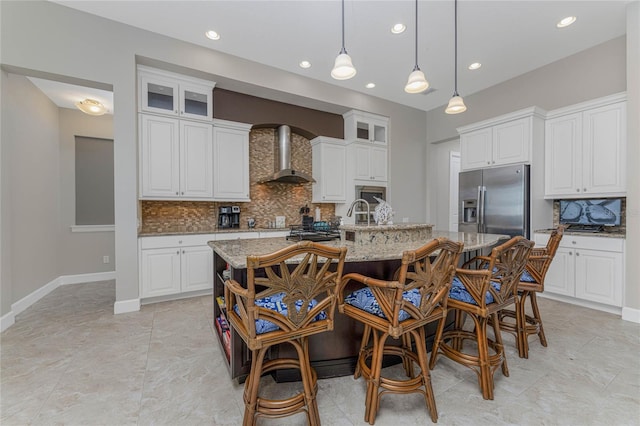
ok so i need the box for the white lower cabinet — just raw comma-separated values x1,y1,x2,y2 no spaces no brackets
139,235,214,299
534,233,624,308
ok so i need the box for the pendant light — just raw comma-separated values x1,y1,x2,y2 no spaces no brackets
331,0,356,80
445,0,467,114
404,0,429,94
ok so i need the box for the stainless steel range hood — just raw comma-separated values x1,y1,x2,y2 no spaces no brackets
258,125,315,184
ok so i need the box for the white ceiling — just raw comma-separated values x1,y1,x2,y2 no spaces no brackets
27,77,114,114
51,0,628,112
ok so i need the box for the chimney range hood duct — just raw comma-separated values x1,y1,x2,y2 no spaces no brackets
258,125,315,184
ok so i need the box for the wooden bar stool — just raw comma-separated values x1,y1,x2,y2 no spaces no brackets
338,238,463,424
224,241,347,426
430,236,533,400
497,226,564,358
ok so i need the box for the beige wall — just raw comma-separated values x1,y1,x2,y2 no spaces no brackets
625,1,639,316
58,109,115,276
1,72,61,311
0,1,426,312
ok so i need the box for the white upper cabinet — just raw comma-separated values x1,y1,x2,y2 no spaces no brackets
139,114,213,200
138,65,215,122
458,107,544,171
343,110,388,145
212,119,251,201
544,93,626,198
311,136,346,203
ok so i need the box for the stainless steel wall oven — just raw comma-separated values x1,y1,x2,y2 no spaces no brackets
355,185,387,224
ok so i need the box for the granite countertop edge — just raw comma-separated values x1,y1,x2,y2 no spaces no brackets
534,228,626,239
138,228,288,237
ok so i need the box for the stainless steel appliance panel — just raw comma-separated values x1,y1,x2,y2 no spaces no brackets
458,165,529,238
458,170,482,233
482,164,529,238
355,185,386,225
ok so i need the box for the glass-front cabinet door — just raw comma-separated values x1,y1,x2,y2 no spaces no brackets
179,83,212,121
141,76,179,115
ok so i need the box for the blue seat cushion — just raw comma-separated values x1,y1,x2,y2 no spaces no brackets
520,268,537,283
233,292,327,335
449,275,501,305
344,287,421,322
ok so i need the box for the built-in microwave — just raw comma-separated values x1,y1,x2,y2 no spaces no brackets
355,185,387,224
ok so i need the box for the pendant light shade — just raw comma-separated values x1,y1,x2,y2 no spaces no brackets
405,67,429,94
331,0,356,80
445,0,466,114
445,95,466,114
332,49,357,80
405,0,429,94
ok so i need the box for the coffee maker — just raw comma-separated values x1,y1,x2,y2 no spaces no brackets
218,206,240,229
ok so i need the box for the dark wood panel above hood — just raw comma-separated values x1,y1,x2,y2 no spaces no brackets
213,88,343,139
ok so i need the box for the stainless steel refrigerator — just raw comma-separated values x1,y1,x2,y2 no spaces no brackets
458,164,530,238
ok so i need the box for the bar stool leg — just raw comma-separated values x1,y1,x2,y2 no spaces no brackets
529,292,547,347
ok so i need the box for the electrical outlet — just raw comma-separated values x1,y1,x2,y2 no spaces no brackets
103,255,110,264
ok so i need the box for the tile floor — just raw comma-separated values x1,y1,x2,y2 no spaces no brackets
1,280,639,425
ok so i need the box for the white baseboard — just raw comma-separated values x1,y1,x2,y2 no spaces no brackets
539,292,623,316
622,307,640,323
2,271,116,333
1,311,16,333
114,298,140,314
60,271,116,285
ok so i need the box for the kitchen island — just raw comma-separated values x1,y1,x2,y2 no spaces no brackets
209,231,508,381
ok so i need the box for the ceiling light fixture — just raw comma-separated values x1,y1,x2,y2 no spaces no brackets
556,16,576,28
468,62,482,70
445,0,466,114
404,0,429,94
331,0,356,80
366,83,376,89
205,30,220,40
391,23,406,34
299,60,311,69
75,98,107,116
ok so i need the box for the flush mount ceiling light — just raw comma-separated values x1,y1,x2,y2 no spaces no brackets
331,0,356,80
205,30,220,40
366,83,376,89
299,60,311,69
557,16,576,28
404,0,429,93
445,0,467,114
391,23,406,34
75,98,107,116
468,62,482,70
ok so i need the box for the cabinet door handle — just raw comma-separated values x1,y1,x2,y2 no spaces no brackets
576,252,580,256
583,188,587,192
176,192,179,195
571,241,576,244
176,250,180,255
569,251,572,255
487,161,490,165
182,250,185,254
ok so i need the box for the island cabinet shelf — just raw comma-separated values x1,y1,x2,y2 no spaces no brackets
209,231,508,382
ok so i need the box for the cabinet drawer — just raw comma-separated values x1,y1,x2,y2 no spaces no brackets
139,234,216,249
215,232,259,241
560,235,623,252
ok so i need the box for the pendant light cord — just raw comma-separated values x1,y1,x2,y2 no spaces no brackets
414,0,419,69
453,0,459,95
341,0,346,53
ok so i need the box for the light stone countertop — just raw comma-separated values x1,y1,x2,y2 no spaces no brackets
534,228,626,239
208,230,509,269
339,223,434,231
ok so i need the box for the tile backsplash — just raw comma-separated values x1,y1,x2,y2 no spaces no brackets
139,128,336,234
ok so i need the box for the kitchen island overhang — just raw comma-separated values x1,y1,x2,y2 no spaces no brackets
209,231,509,381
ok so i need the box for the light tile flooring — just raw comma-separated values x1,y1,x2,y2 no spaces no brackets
1,280,639,425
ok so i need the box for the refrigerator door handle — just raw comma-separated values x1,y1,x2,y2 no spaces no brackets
477,186,483,232
479,186,487,233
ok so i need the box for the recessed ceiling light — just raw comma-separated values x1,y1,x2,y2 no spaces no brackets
299,61,311,69
391,23,406,34
556,16,576,28
75,99,107,116
205,30,220,40
366,83,376,89
468,62,482,70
